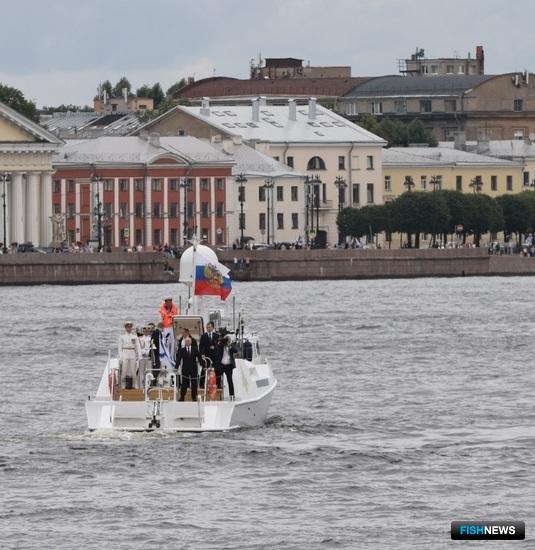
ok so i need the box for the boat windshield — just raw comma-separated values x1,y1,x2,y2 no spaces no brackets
173,315,205,341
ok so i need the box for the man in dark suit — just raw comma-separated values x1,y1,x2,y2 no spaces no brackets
148,322,161,386
215,335,238,400
199,321,219,389
176,336,201,401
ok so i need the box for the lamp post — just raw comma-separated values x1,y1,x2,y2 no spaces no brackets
335,176,347,245
429,175,441,247
235,173,247,247
469,175,483,194
262,177,274,245
90,175,104,251
304,175,321,247
403,175,415,192
179,177,189,244
1,172,10,253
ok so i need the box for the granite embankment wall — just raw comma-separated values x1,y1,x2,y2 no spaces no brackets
1,249,535,286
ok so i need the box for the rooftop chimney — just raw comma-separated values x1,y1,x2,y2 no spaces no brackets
148,132,160,147
453,131,466,151
222,138,234,155
200,97,210,116
308,97,317,120
252,97,260,122
259,96,267,107
288,98,296,121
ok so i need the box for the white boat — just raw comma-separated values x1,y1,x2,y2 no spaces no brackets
85,244,277,432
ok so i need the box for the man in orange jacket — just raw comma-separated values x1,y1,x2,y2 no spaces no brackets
159,297,178,356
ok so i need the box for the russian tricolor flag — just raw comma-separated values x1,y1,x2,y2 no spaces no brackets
194,249,232,300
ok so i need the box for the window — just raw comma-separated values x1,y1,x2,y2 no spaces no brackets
431,65,438,74
524,171,530,185
216,202,224,217
292,213,299,229
434,176,443,190
307,156,326,170
259,213,266,230
103,203,113,218
134,178,144,192
491,175,497,191
53,180,61,193
201,178,209,190
514,99,524,112
153,202,160,218
456,175,463,191
67,180,75,193
291,186,298,201
458,65,465,74
135,229,143,246
170,229,178,245
446,64,454,74
286,156,294,168
277,213,284,230
153,229,161,245
371,101,382,115
445,100,457,112
104,179,114,192
53,203,61,214
152,179,162,192
186,178,194,190
366,156,374,170
420,100,432,113
259,186,266,202
384,176,391,191
352,183,360,205
170,203,178,218
201,202,209,217
507,175,513,191
367,183,374,204
238,185,246,202
276,186,284,201
394,100,407,114
187,202,193,218
135,202,144,218
420,176,427,191
216,231,224,244
422,65,429,74
67,203,75,218
119,203,128,218
178,129,185,136
119,179,129,192
169,178,178,191
216,178,225,191
239,213,245,230
338,156,346,170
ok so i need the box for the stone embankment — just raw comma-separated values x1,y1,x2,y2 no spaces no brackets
1,249,534,286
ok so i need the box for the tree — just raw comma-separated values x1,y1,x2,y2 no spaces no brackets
496,193,535,244
356,115,437,147
0,83,38,122
112,76,132,97
166,78,187,97
136,84,152,98
464,194,503,246
150,83,165,107
99,80,113,98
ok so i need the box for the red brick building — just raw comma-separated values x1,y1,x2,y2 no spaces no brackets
52,135,233,248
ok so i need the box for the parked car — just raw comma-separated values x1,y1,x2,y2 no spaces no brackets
16,242,36,253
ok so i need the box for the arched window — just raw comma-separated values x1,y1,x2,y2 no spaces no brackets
307,156,326,170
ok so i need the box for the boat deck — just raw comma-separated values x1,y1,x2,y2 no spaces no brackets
117,388,224,402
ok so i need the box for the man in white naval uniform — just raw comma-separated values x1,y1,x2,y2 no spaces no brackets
138,326,153,388
118,322,141,389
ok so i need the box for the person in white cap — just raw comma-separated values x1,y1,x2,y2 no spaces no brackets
118,322,141,389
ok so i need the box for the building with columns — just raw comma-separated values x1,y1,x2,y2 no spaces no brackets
52,135,233,248
0,100,62,248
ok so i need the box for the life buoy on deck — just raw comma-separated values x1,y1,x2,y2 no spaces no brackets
207,368,217,401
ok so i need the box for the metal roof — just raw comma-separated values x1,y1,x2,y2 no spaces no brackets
41,111,142,138
383,146,519,166
345,75,495,97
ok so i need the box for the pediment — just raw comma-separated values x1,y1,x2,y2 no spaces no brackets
0,114,36,142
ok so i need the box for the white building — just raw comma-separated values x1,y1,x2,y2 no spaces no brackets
133,97,386,245
208,136,305,245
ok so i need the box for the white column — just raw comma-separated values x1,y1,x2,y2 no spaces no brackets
179,177,184,245
60,178,66,215
163,177,169,245
145,176,152,247
10,172,25,244
26,172,41,246
210,177,216,245
129,177,135,247
1,175,10,248
41,172,53,246
113,177,120,248
195,177,200,239
75,180,81,241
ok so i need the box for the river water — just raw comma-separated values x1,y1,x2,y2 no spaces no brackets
0,277,533,549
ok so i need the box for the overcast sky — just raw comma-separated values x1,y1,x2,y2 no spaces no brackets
1,0,534,107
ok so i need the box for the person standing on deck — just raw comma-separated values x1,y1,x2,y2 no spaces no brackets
148,322,161,386
138,326,152,388
159,297,178,356
177,336,201,402
118,322,141,389
199,321,219,389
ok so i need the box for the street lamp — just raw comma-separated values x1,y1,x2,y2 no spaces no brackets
90,175,104,251
304,175,321,247
429,175,441,247
469,175,483,194
235,173,247,247
262,177,275,245
1,172,10,253
179,177,189,244
335,176,347,244
403,175,415,192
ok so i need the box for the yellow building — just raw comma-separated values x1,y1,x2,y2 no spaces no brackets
382,147,524,201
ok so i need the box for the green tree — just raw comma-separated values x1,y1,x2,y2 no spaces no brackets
136,84,152,98
99,80,113,98
166,78,187,97
496,193,534,245
150,83,165,107
113,76,132,97
0,83,38,121
464,194,503,246
356,115,437,147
